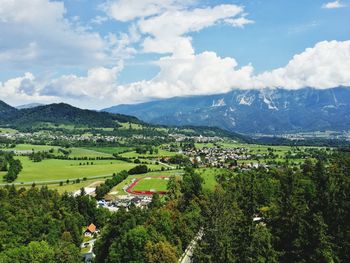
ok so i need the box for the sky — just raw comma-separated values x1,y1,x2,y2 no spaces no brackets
0,0,349,109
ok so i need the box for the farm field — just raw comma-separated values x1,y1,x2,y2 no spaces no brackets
120,149,177,158
2,143,60,151
0,156,161,183
85,146,131,155
1,144,113,158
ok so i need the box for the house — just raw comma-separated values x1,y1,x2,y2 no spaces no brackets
84,223,97,237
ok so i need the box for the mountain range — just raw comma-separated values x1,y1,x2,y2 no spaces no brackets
104,87,350,134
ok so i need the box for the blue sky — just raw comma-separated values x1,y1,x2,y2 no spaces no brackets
0,0,349,108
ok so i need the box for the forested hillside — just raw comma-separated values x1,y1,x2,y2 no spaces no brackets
0,186,108,262
0,101,142,128
93,150,350,262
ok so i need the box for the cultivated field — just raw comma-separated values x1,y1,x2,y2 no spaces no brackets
0,156,161,184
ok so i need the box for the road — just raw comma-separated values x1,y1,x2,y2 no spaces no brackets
81,239,96,253
179,228,203,263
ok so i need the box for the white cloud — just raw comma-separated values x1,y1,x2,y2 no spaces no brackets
138,4,244,55
102,0,195,22
254,40,350,89
104,1,251,56
2,40,349,108
0,0,120,70
322,1,346,9
111,51,254,103
0,72,55,106
225,16,254,28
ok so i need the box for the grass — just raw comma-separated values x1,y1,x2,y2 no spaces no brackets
120,149,177,158
1,156,160,183
196,168,225,191
68,148,112,158
2,144,60,151
2,144,112,158
132,177,169,192
110,170,182,195
0,128,18,134
47,180,101,194
119,122,144,130
81,246,91,254
85,146,131,155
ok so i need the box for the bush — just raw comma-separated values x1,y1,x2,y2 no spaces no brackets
128,165,148,175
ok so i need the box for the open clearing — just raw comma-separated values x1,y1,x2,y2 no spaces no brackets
0,156,161,183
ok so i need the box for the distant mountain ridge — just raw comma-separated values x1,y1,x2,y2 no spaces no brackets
0,102,142,128
103,87,350,134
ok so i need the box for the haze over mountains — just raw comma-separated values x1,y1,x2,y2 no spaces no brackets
104,87,350,134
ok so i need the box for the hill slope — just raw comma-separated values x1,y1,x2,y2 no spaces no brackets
0,100,17,116
104,87,350,134
0,102,142,128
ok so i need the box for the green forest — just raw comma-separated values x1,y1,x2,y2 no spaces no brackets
81,150,350,262
1,148,350,262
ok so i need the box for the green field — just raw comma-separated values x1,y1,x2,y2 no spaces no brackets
110,170,182,195
196,168,226,191
132,177,169,192
120,149,177,158
0,156,161,183
47,179,104,194
85,146,131,155
2,144,113,158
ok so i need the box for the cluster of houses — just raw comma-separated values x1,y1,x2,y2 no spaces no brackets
182,146,268,170
183,147,250,165
0,130,167,145
169,134,224,143
97,195,153,212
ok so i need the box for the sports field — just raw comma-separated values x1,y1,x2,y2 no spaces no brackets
127,176,169,195
132,177,168,192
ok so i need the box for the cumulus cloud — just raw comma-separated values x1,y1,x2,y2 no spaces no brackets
102,0,195,22
254,40,350,89
111,51,254,103
104,1,251,55
0,2,348,108
1,40,350,108
0,73,55,106
322,1,346,9
0,0,120,70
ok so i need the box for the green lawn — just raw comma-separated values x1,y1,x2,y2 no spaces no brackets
132,177,168,192
1,156,160,183
110,170,182,195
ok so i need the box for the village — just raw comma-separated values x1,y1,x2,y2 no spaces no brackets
180,146,268,170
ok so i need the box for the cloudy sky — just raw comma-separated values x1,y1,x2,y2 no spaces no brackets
0,0,349,109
